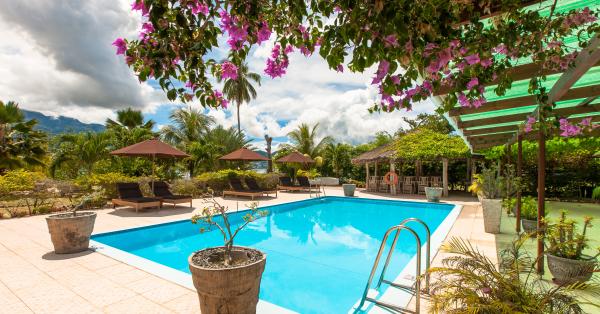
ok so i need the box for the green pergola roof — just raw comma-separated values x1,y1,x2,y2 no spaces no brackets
439,0,600,151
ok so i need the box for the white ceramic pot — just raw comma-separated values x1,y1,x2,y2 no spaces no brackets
425,187,443,202
481,198,502,234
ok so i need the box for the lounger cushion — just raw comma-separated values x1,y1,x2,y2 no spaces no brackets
117,183,145,199
119,197,160,203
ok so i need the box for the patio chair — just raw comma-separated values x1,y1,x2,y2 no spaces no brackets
417,177,429,195
223,178,264,200
431,176,442,187
378,179,390,193
278,176,305,192
402,176,414,194
297,176,320,192
367,177,378,192
151,181,192,208
245,177,277,198
112,182,162,212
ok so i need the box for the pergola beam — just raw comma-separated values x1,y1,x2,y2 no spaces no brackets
463,125,520,136
458,104,600,128
434,61,600,96
449,84,600,116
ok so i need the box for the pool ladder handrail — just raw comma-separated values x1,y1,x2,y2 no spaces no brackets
356,218,431,314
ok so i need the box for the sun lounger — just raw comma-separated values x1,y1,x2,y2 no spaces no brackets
277,176,305,192
245,177,277,198
223,178,264,200
112,182,162,212
151,181,192,208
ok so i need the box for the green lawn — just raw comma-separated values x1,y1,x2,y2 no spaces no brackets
495,201,600,312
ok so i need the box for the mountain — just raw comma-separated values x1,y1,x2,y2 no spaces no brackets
22,110,105,134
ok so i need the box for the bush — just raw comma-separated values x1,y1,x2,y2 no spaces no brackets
76,172,136,199
593,186,600,201
0,170,46,195
520,196,539,220
169,179,203,197
196,170,279,193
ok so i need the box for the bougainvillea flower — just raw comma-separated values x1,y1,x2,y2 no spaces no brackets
257,22,271,44
465,54,480,65
466,77,479,90
189,1,209,16
112,38,127,55
371,60,390,85
221,61,238,80
131,0,148,16
336,64,344,72
383,35,399,48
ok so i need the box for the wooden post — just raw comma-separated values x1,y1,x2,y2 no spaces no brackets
374,162,378,177
516,134,523,233
365,162,370,190
442,158,449,197
466,157,472,191
415,160,422,177
537,128,546,274
390,162,397,195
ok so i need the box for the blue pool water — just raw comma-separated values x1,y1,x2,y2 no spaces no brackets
92,197,455,313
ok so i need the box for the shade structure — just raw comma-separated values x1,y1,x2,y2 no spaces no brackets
275,151,314,164
110,139,189,158
219,147,269,161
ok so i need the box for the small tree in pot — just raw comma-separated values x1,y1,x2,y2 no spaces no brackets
46,189,99,254
478,164,505,234
545,211,599,285
189,194,268,314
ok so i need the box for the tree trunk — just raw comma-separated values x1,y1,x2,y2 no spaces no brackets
237,102,241,133
264,135,273,173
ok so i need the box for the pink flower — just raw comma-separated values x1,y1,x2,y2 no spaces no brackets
449,39,461,49
284,45,294,54
142,22,154,34
334,6,342,13
391,75,401,85
189,1,209,16
221,61,238,80
456,62,466,72
465,54,480,65
524,116,536,133
213,90,228,108
256,22,271,45
466,77,479,90
563,7,597,29
125,55,135,65
457,93,470,107
264,45,289,78
383,35,399,48
472,97,486,108
220,10,248,50
480,58,493,68
422,81,433,93
581,117,592,126
371,60,390,85
185,81,196,89
300,46,312,56
131,0,149,16
494,44,508,55
336,64,344,72
112,38,127,55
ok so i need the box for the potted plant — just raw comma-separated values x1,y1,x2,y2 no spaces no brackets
189,194,268,313
342,183,356,196
46,190,98,254
592,186,600,203
545,211,599,285
478,164,505,234
519,196,543,235
427,235,598,312
425,186,443,202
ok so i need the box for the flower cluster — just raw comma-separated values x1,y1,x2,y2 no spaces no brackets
188,0,208,16
131,0,148,16
264,44,289,78
112,38,127,55
220,10,248,50
524,116,536,133
220,61,238,80
211,90,228,108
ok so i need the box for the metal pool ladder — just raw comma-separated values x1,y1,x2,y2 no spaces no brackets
355,218,431,314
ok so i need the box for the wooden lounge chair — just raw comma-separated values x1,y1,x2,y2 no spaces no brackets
223,178,264,200
277,176,305,192
245,177,277,198
417,177,429,195
112,183,162,212
402,176,414,194
151,181,192,208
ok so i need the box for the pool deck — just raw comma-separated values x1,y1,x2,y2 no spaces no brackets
0,187,491,313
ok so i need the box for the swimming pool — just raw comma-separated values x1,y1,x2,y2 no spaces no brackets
91,197,460,313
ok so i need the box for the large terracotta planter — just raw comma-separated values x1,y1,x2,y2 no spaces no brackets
425,187,443,202
343,184,356,197
481,198,502,234
189,246,266,314
46,212,97,254
547,253,597,285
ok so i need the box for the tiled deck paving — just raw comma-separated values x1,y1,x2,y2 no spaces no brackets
0,187,494,313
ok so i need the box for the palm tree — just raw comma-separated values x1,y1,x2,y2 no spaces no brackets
287,123,332,158
264,134,273,173
0,101,46,172
218,62,261,133
106,108,154,130
323,143,352,177
49,132,110,177
161,107,216,176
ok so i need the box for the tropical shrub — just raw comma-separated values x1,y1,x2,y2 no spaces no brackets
75,172,136,199
169,178,203,197
478,164,504,199
428,236,600,313
546,211,600,261
520,197,539,221
196,170,277,193
593,186,600,201
296,169,320,179
0,169,46,195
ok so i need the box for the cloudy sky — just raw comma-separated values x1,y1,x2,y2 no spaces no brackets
0,0,438,150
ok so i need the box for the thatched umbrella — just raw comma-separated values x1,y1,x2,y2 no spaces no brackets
110,138,189,190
